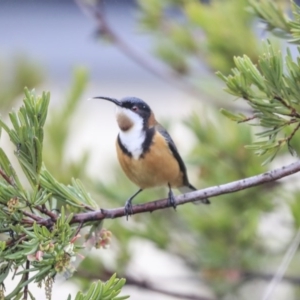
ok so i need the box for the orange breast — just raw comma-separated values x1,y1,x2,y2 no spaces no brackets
116,131,184,189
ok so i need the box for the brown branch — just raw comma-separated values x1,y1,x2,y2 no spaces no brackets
21,219,35,225
287,122,300,143
0,169,14,185
285,118,298,125
274,95,291,108
237,115,257,123
2,156,295,234
64,160,300,224
274,95,300,118
22,211,43,222
6,234,27,247
7,160,300,229
73,221,83,238
81,204,95,211
22,260,30,300
277,122,300,149
35,205,58,221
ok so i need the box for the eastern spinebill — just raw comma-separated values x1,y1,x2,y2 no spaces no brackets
93,96,210,218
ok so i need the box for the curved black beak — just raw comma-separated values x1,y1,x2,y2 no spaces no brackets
92,96,122,107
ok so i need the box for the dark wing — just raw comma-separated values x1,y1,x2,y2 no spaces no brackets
155,123,189,186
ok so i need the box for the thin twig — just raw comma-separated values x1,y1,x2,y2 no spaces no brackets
237,115,257,123
6,234,27,247
0,169,14,185
287,122,300,143
73,221,84,238
81,204,95,211
22,260,30,300
274,95,300,118
35,205,58,221
21,219,35,225
22,211,43,222
277,122,300,148
286,118,298,125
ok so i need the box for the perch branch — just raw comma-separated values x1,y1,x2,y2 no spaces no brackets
67,160,300,224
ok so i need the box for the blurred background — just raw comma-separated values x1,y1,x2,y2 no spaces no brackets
1,0,300,299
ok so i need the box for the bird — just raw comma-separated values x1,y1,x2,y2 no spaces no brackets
93,96,210,218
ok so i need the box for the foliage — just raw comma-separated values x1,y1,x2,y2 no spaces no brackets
218,1,300,164
0,88,126,299
138,0,260,74
67,274,129,300
218,42,300,164
248,0,295,40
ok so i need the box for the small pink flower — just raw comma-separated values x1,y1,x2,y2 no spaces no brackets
27,250,44,262
36,250,44,261
84,229,112,249
96,229,112,249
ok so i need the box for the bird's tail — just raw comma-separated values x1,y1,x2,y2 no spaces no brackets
179,184,210,204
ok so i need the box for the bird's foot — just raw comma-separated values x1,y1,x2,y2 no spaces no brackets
124,189,143,220
168,188,177,210
124,199,134,220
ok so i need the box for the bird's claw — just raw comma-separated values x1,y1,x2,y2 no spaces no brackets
124,199,134,220
168,189,177,210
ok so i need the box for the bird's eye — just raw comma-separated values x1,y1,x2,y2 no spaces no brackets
132,106,138,111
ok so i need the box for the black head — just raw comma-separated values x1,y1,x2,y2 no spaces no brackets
119,97,152,121
93,96,152,123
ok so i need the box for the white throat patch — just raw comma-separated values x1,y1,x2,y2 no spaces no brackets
116,107,145,159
